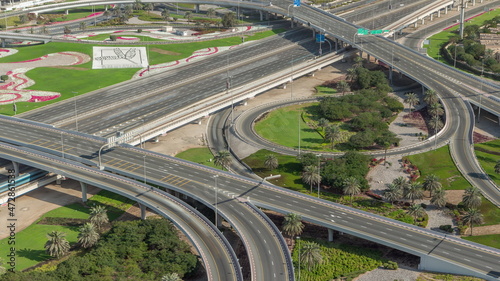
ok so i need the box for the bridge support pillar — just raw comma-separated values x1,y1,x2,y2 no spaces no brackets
445,6,448,14
175,191,180,198
195,4,200,13
139,203,146,220
216,214,222,227
472,0,475,6
414,21,418,28
421,18,425,25
259,10,263,21
367,54,370,62
65,9,69,15
1,39,5,48
11,161,19,177
437,10,441,18
328,228,334,242
80,181,88,202
389,67,393,84
430,13,433,21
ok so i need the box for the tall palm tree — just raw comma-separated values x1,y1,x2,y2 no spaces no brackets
299,241,323,270
79,22,86,31
353,56,363,69
462,209,484,236
407,204,426,223
264,154,279,171
89,205,109,231
403,182,424,203
162,273,182,281
431,188,447,208
392,176,409,190
77,223,100,249
429,115,443,135
423,89,439,105
346,68,357,83
384,183,402,204
124,5,133,16
144,3,154,15
343,177,361,203
422,174,442,197
462,187,482,209
325,125,341,149
302,165,321,193
494,160,500,174
185,11,193,22
103,9,112,20
214,150,231,170
133,0,143,11
207,8,216,18
428,102,444,117
161,9,170,22
317,118,329,136
282,213,304,237
45,231,70,258
336,80,350,96
404,92,419,113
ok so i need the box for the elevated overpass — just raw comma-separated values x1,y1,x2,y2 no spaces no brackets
0,141,243,281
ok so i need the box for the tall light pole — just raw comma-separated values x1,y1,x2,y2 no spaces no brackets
60,132,65,159
317,154,321,198
143,155,148,187
297,236,301,281
72,91,78,132
213,174,219,227
478,59,484,123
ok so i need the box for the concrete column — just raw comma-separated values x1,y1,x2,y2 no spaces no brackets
472,0,475,6
259,10,263,21
11,161,19,177
367,54,370,62
80,181,87,202
389,66,393,84
65,9,69,15
445,6,448,14
328,228,334,242
430,13,433,21
437,10,441,17
216,214,222,227
1,39,5,48
195,4,200,13
421,18,425,25
414,21,418,28
139,203,146,220
175,191,180,198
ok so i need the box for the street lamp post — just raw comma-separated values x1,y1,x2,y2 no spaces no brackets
72,91,78,132
60,132,65,159
478,59,484,123
213,174,219,227
297,236,301,281
317,154,321,198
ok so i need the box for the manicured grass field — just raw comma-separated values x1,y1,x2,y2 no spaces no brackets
0,29,282,116
175,147,222,170
45,6,107,22
424,9,500,61
254,103,325,151
293,238,385,280
474,139,500,186
315,85,337,95
406,145,470,190
0,189,134,271
462,234,500,249
80,33,166,41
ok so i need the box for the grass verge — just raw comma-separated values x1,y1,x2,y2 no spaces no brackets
462,234,500,249
175,147,222,170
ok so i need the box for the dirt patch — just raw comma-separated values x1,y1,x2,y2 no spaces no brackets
469,224,500,235
403,110,429,133
150,48,181,56
445,190,464,205
49,66,88,71
473,131,496,144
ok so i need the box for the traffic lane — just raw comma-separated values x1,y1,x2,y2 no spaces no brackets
61,41,320,135
0,143,239,281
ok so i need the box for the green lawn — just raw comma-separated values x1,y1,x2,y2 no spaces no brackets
462,234,500,249
0,29,282,116
43,6,107,22
406,145,470,190
315,85,337,95
80,33,166,41
293,238,385,280
0,189,134,271
474,139,500,186
175,147,222,170
424,9,500,61
254,103,325,151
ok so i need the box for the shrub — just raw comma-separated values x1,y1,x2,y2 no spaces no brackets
137,28,142,33
0,75,8,81
110,35,117,41
439,225,453,233
383,261,398,270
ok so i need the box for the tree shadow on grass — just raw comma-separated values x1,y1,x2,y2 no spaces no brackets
279,162,302,176
17,248,50,262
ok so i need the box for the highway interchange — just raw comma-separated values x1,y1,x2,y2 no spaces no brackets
1,0,500,280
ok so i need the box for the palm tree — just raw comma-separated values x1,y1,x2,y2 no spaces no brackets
162,273,182,281
423,89,439,105
124,5,133,16
45,231,70,258
494,160,500,174
384,183,402,204
264,154,279,171
144,3,154,15
79,22,86,31
89,205,109,231
302,165,321,193
77,223,99,248
462,187,482,209
422,174,442,197
214,150,231,170
346,68,357,83
185,11,193,22
392,176,409,190
404,92,419,113
343,177,361,203
429,115,443,135
407,204,426,223
325,125,341,149
299,241,323,270
353,56,363,69
133,0,143,11
336,80,350,96
103,9,112,20
403,182,424,203
282,213,304,237
161,9,170,22
207,8,216,18
317,118,329,136
430,188,447,208
462,209,484,236
428,102,444,117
